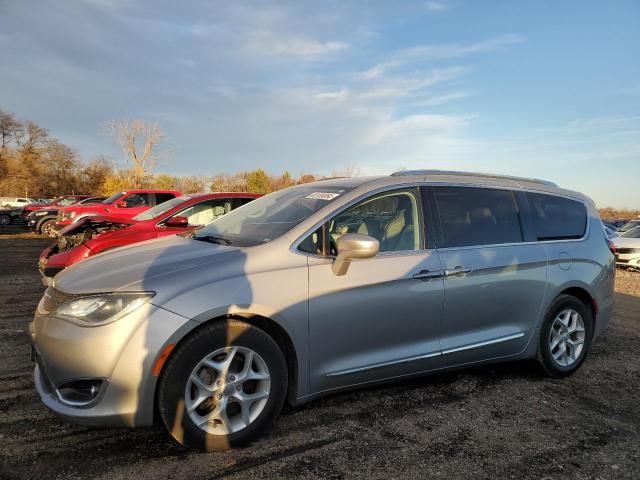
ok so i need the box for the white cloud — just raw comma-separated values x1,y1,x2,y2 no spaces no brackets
361,34,524,79
365,113,476,145
245,32,348,57
358,67,470,100
425,1,449,13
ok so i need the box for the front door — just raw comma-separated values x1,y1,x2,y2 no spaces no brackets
431,186,547,365
306,187,445,393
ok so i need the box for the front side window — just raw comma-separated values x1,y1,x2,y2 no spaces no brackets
526,192,587,241
434,187,523,248
299,188,423,255
122,193,152,208
177,199,232,226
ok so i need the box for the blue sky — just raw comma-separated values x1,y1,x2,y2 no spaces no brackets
1,0,639,207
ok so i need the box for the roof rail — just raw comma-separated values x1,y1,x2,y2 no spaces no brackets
390,169,557,187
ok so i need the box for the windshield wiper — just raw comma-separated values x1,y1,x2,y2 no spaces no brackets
193,235,232,245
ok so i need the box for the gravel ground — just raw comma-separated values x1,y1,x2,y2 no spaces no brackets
0,229,639,479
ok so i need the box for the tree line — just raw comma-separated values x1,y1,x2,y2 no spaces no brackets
0,109,319,198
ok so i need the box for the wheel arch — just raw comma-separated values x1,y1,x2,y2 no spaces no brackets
37,217,56,233
152,313,299,422
557,286,597,320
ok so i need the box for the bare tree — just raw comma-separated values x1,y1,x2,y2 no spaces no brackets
16,121,49,152
104,119,168,188
331,162,360,178
0,110,22,149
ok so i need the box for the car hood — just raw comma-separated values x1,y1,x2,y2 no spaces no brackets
61,204,110,214
54,235,240,294
58,215,136,235
613,236,640,248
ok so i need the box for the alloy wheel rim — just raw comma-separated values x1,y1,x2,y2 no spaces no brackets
0,216,9,225
549,308,585,367
184,346,271,435
43,223,54,236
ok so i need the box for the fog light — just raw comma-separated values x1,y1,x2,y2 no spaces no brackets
56,379,105,406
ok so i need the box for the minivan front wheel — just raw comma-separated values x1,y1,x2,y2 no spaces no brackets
538,295,593,377
157,319,288,451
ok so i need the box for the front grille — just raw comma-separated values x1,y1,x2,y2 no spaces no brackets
617,248,640,254
39,287,77,315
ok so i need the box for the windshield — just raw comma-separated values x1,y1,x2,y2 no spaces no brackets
133,196,192,221
620,220,640,231
103,192,125,204
193,185,350,247
621,226,640,238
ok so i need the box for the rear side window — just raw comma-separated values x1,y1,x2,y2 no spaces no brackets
434,187,523,248
155,193,176,205
526,193,587,240
233,197,257,208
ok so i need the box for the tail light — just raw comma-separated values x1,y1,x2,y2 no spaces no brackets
607,239,616,255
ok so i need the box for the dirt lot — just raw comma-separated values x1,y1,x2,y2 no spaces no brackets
0,228,639,480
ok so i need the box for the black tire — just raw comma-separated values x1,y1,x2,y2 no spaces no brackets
39,219,56,237
157,319,288,451
0,214,11,226
538,294,593,378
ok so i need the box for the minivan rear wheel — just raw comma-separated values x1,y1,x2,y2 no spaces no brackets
157,319,287,451
538,295,593,377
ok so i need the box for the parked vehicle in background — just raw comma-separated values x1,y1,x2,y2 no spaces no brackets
27,197,107,236
55,189,181,229
613,226,640,269
0,197,38,209
603,225,619,240
618,219,640,233
39,193,260,280
0,207,23,226
602,219,629,230
30,170,614,451
22,195,93,218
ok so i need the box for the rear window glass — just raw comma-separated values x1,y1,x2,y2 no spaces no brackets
434,187,523,247
526,193,587,241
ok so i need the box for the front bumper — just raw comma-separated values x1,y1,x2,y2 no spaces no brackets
30,300,196,427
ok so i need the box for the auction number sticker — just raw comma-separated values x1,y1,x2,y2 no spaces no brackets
305,192,341,200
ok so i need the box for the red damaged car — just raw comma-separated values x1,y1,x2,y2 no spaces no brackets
39,192,261,281
55,189,182,229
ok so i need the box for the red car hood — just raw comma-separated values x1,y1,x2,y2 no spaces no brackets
57,215,137,235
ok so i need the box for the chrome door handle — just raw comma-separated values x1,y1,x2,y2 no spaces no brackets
412,269,445,281
444,266,473,277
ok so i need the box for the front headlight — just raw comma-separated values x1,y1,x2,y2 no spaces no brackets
68,211,77,219
55,292,154,326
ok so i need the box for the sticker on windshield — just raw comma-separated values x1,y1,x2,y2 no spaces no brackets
305,192,341,200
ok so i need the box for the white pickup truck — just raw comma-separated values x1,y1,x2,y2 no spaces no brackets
0,197,38,208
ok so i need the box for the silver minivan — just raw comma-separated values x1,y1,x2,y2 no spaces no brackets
30,170,615,451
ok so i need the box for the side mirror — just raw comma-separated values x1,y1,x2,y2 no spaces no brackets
165,215,188,227
332,233,379,276
115,200,127,208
